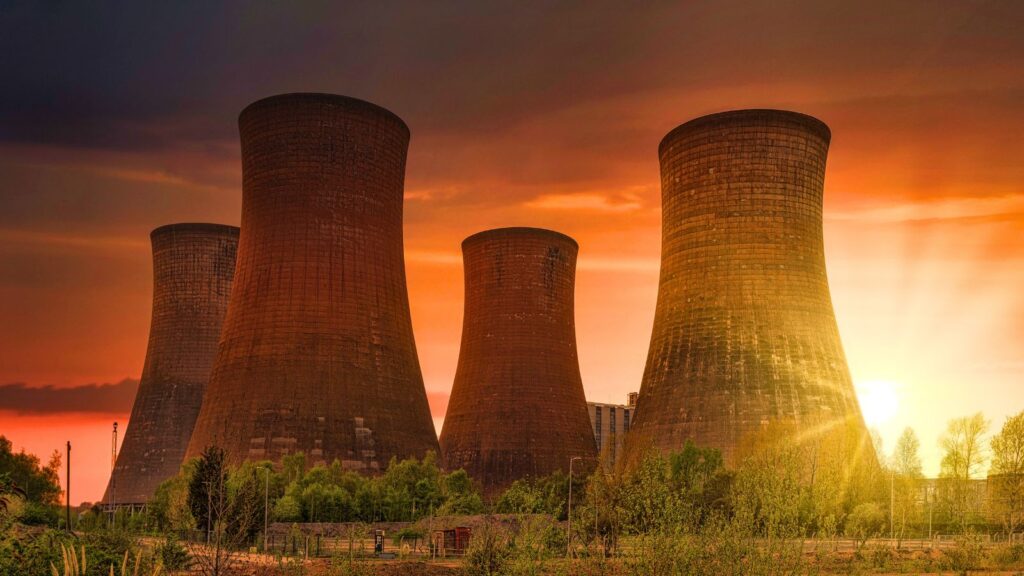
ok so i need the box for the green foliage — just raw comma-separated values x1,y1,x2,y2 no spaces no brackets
146,460,195,532
274,495,302,522
939,412,990,532
504,514,564,573
989,543,1024,569
990,410,1024,535
154,534,190,571
0,436,63,526
187,445,227,534
940,533,986,575
268,451,480,523
19,500,60,526
437,469,484,516
844,502,885,548
0,526,67,576
494,470,577,521
463,520,511,576
0,472,27,516
78,526,138,575
224,462,267,541
151,450,484,529
391,526,425,545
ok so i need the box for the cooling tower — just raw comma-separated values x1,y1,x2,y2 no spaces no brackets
439,227,597,495
186,93,438,469
103,223,238,505
631,109,869,463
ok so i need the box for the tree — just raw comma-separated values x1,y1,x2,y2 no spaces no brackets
0,436,62,507
0,473,26,516
148,461,196,532
891,428,922,542
845,502,886,552
184,447,261,576
188,445,227,536
939,413,990,532
989,410,1024,536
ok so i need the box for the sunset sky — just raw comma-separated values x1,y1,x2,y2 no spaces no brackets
1,1,1022,504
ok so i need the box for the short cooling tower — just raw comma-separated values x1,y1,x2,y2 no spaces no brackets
104,223,238,505
440,227,597,495
186,93,438,469
631,110,870,462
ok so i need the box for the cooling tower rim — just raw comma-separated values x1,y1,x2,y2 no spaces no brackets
462,226,579,250
659,109,831,155
239,92,410,137
150,222,240,240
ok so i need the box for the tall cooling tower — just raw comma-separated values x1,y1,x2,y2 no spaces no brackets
104,223,238,505
186,93,438,469
440,228,597,495
631,109,868,462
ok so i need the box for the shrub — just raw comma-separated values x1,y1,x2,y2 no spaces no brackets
463,521,511,576
844,502,885,550
940,533,985,575
155,534,190,571
18,501,59,526
989,542,1024,569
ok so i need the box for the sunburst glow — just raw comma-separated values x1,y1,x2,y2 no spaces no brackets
855,380,901,428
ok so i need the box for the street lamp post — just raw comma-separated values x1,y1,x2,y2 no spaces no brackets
205,480,213,545
566,456,582,559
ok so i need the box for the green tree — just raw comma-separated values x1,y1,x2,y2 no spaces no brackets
438,469,483,515
939,412,990,532
989,410,1024,536
147,460,195,532
891,427,923,542
187,445,227,535
845,502,886,551
0,436,62,507
0,437,63,526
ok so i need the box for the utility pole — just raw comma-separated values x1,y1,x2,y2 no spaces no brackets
65,441,71,532
928,484,934,541
110,422,118,525
264,467,270,553
566,456,581,559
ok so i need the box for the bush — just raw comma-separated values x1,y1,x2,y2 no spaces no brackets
274,495,303,522
844,502,885,549
79,527,140,576
0,526,67,576
463,521,511,576
940,533,985,575
391,526,425,546
17,501,59,526
155,534,190,571
990,542,1024,568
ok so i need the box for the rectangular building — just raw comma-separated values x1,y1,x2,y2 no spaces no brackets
587,393,637,465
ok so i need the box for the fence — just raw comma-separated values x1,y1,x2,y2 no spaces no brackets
178,529,432,559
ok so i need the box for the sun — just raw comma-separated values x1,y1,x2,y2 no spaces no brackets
855,380,901,428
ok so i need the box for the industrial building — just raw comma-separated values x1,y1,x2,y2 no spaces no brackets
630,109,871,463
104,223,238,505
587,393,637,466
186,93,439,469
440,227,597,495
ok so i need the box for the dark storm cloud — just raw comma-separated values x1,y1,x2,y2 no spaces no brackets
2,1,1020,152
0,379,139,414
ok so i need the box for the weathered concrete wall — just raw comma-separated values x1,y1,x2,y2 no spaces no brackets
105,223,238,505
186,93,438,469
440,227,596,495
631,109,869,463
